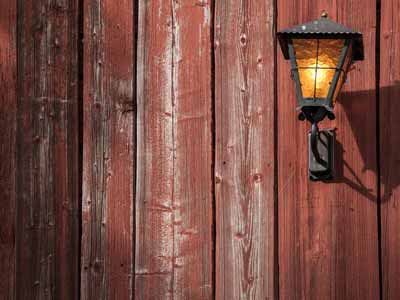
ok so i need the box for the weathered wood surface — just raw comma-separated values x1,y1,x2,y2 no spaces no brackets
380,0,400,299
0,1,17,298
214,0,276,299
278,1,379,299
81,0,135,299
15,0,80,299
6,1,400,299
135,0,213,299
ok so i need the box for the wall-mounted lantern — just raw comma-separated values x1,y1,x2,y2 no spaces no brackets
277,12,364,181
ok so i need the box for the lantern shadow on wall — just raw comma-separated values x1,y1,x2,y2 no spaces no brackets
333,82,400,203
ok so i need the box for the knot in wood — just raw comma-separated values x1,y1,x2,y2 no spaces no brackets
240,33,247,46
253,173,262,182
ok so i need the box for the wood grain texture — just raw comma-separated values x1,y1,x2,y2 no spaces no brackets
16,0,80,299
278,1,379,299
214,0,276,299
380,0,400,299
135,0,213,299
0,1,17,298
80,0,135,299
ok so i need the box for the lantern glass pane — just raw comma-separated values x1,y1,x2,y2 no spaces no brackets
293,39,318,98
293,38,346,99
297,68,317,97
293,39,318,67
333,42,353,103
315,68,336,98
318,39,345,67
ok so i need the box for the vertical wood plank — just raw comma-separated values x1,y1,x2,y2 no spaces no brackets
135,0,213,299
16,0,80,299
380,0,400,299
0,0,17,298
278,1,379,299
80,0,135,299
214,0,276,298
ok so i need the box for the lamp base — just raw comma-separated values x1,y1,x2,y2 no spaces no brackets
308,129,335,181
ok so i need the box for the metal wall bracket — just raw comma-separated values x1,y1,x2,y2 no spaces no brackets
308,128,335,181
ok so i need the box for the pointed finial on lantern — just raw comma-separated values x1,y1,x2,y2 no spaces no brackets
321,11,328,18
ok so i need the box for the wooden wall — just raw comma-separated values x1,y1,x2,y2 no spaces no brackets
1,0,399,299
278,1,379,299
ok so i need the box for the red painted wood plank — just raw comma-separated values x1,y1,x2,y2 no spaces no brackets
380,1,400,299
80,0,135,299
278,1,379,299
0,1,17,298
214,0,276,298
16,0,80,299
135,0,213,299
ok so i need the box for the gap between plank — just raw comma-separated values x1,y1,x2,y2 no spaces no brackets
210,0,217,298
375,0,383,299
78,0,84,298
132,0,139,299
273,0,280,298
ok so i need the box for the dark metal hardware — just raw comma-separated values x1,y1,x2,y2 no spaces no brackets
310,123,325,166
277,11,364,180
308,126,334,181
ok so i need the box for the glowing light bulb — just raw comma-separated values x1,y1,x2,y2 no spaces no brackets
297,62,334,98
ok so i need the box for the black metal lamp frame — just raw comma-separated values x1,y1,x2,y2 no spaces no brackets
287,38,350,121
277,12,364,181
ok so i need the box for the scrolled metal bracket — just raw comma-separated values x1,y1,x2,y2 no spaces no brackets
308,122,335,181
310,122,326,166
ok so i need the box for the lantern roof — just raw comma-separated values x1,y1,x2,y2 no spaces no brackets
277,14,364,61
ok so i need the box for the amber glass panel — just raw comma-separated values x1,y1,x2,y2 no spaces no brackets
318,39,345,67
297,68,316,97
333,72,345,104
315,68,336,98
333,43,353,103
293,38,346,99
293,39,317,97
293,39,318,67
315,39,345,97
